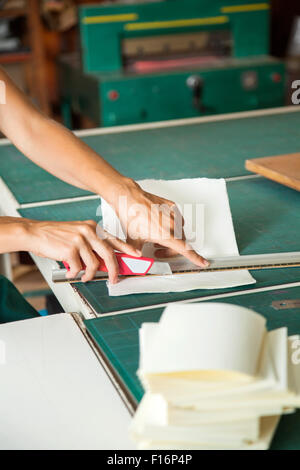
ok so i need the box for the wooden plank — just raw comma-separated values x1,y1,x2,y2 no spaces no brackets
246,153,300,191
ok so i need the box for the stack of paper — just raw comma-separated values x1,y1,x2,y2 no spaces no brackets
130,302,300,449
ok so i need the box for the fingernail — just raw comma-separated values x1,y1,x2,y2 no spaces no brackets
203,260,210,267
136,250,142,257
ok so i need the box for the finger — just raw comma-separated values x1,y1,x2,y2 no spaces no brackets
99,246,119,284
107,235,142,257
79,245,100,282
84,220,97,227
65,250,83,279
127,236,144,254
154,247,179,258
89,235,120,283
154,242,179,258
172,204,185,238
162,237,209,267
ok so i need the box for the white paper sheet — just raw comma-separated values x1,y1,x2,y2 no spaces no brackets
101,178,256,295
140,303,266,378
130,393,260,445
0,314,132,450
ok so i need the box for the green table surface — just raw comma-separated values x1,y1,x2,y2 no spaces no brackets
19,177,300,314
2,109,300,204
84,286,300,450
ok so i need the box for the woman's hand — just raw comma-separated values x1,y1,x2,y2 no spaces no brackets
22,219,139,283
110,178,209,267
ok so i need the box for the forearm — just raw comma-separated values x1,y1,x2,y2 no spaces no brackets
0,69,130,205
0,217,29,253
18,115,131,204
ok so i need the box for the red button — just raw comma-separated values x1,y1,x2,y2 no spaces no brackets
108,90,119,101
271,73,282,83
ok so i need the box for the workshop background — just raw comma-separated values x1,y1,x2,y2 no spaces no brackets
1,0,299,314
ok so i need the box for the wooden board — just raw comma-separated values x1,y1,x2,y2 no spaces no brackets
246,153,300,191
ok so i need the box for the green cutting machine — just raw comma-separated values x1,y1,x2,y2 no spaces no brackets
59,0,285,127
